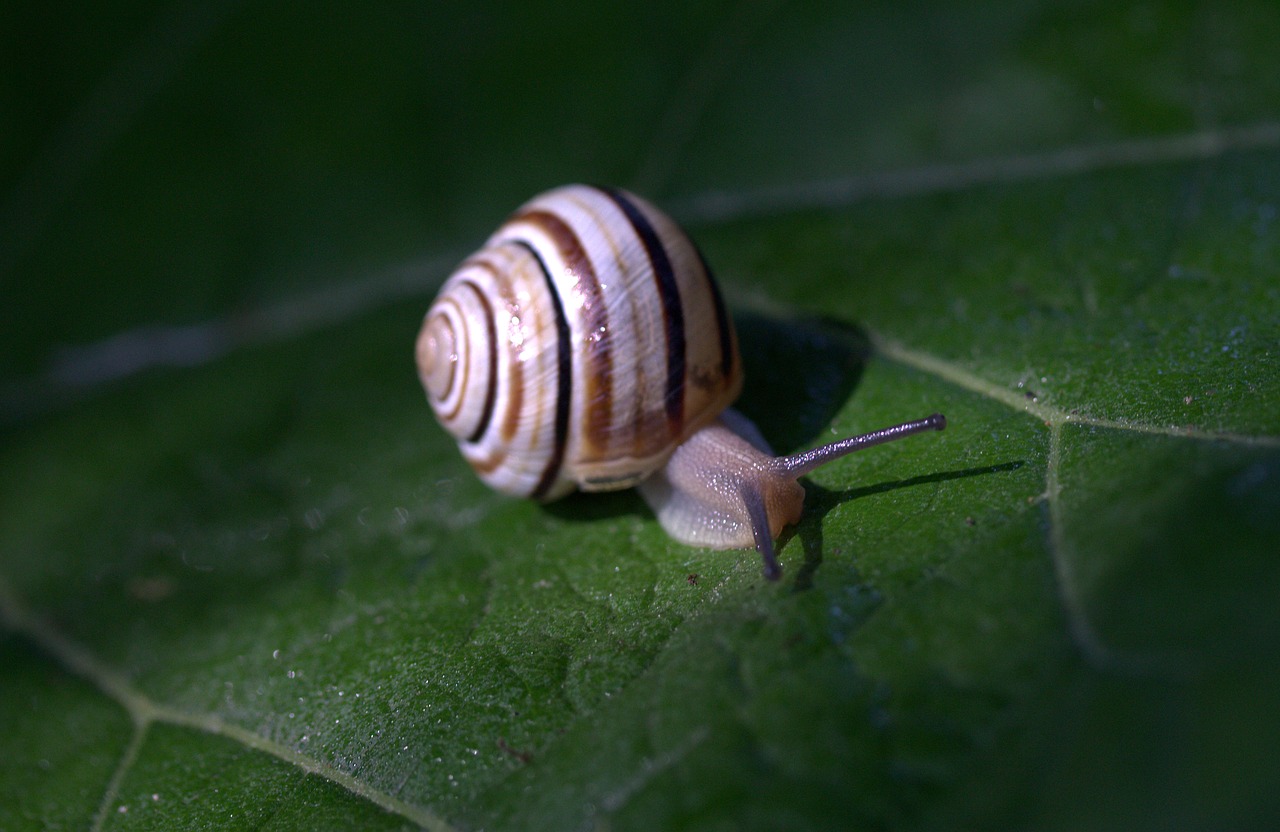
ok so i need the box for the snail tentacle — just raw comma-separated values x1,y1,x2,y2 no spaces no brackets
775,413,948,477
740,482,782,581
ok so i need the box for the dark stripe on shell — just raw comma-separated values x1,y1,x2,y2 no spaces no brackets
463,255,526,447
459,279,499,444
514,209,613,455
597,186,686,433
515,240,573,501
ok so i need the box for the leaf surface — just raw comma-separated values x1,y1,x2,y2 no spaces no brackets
2,2,1279,830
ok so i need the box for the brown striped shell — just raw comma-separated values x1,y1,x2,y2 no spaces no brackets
416,184,742,502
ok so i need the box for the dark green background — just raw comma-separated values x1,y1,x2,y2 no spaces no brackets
3,2,1278,830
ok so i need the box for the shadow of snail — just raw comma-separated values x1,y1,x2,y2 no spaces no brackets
415,184,950,581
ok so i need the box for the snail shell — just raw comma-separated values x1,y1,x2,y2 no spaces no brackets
417,184,740,501
417,184,945,580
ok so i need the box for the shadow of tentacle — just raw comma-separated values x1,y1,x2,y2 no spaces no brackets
784,461,1027,590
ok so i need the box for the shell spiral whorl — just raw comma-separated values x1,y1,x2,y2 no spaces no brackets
416,184,742,502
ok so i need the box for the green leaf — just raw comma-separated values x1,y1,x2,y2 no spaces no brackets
3,2,1279,830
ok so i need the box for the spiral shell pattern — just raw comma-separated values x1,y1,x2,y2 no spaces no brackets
416,184,742,501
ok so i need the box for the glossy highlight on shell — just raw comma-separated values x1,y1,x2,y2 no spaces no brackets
416,184,742,502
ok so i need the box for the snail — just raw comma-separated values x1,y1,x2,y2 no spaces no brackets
416,184,945,580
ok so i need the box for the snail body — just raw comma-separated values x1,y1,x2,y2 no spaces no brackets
417,184,945,580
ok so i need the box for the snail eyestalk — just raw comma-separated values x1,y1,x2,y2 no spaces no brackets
776,413,947,478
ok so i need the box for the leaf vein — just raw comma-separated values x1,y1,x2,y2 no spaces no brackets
872,334,1280,447
7,122,1279,419
0,576,458,832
